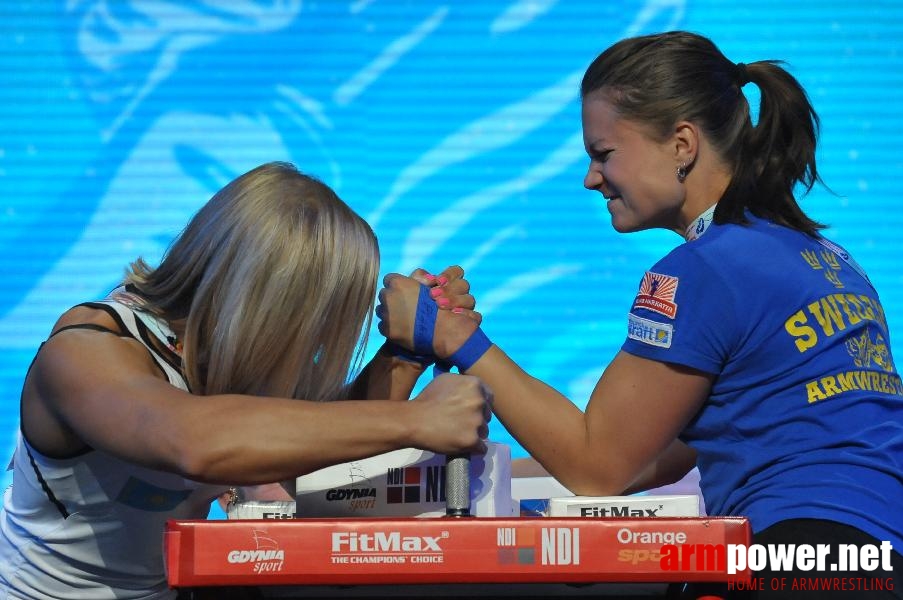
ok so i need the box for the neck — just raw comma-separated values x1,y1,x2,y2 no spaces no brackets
674,164,732,237
684,204,718,241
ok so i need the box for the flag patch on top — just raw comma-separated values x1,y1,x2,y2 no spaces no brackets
627,314,673,348
632,271,679,319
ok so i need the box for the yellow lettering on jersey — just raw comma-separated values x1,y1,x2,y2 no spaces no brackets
784,311,818,352
820,376,843,397
788,294,888,354
807,296,847,336
834,295,862,326
806,370,903,404
856,295,876,321
835,372,858,392
806,381,827,403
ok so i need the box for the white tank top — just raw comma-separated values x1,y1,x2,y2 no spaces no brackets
0,291,228,599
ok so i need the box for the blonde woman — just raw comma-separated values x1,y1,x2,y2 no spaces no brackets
0,162,490,599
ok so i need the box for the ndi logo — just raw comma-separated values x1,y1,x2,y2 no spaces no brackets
541,528,580,565
386,466,421,503
386,466,447,504
496,527,580,566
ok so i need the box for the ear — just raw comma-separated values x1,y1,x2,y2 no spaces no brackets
672,121,699,166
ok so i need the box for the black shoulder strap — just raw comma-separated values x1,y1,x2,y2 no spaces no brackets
80,301,183,375
48,323,125,338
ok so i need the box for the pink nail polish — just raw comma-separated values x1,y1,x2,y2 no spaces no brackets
425,274,436,282
437,297,450,308
437,275,449,286
452,307,464,314
430,287,443,298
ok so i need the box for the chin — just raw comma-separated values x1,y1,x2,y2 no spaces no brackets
609,217,641,234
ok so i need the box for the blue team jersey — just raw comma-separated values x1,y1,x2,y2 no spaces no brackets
621,214,903,550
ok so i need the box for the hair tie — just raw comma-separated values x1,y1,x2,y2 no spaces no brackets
735,62,751,87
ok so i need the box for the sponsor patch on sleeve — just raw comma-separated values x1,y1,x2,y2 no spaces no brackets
627,313,673,348
632,271,678,319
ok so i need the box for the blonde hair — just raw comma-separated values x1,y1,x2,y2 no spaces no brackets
125,162,379,401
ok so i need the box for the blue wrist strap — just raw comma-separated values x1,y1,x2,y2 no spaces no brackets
404,283,492,373
445,327,492,372
383,341,434,367
413,284,437,355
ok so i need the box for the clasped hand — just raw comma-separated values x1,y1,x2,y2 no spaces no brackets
376,265,482,361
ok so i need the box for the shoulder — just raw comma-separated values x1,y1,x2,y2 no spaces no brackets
38,303,162,386
655,217,801,272
51,304,124,336
24,303,174,457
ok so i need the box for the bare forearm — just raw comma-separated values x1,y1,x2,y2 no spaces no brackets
346,345,425,401
165,396,420,485
467,347,615,495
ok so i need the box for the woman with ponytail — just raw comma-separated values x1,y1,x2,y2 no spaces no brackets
378,32,903,598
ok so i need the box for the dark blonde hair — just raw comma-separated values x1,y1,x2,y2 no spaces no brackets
581,31,825,235
125,162,379,401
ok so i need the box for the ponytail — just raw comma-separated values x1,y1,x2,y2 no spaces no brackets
718,61,825,235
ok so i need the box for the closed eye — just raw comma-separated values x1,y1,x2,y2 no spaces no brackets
589,148,613,163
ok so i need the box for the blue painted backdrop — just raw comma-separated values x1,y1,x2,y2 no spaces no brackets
2,1,902,494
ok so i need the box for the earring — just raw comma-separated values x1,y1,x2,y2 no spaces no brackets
676,163,688,182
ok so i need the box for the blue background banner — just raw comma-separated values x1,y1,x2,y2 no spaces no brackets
2,1,902,494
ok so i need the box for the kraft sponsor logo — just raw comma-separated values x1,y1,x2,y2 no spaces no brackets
627,314,673,348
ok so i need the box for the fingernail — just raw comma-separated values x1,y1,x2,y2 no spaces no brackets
452,307,464,314
430,287,443,298
424,274,436,282
438,297,450,308
437,275,449,286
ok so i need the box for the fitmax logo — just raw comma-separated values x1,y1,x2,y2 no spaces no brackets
580,505,662,517
331,531,445,553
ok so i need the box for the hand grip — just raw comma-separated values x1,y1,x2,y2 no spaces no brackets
445,454,471,517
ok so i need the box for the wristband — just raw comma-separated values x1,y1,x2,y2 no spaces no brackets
405,283,492,373
445,327,492,372
412,284,438,355
382,341,435,368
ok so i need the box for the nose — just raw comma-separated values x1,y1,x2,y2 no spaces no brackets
584,165,604,191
